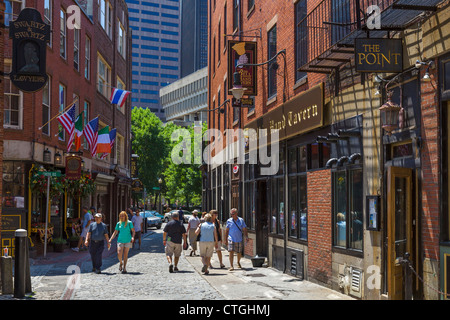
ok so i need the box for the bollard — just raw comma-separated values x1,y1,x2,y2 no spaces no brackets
1,255,13,295
14,229,28,298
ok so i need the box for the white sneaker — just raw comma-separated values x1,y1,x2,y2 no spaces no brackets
71,247,79,252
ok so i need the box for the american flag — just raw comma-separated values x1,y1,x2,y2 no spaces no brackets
100,128,117,159
83,117,99,157
57,104,76,151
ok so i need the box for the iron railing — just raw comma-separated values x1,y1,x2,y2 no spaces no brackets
298,0,396,69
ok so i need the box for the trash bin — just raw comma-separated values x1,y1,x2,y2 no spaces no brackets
251,256,266,268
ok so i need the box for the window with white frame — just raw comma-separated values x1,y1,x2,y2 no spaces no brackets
58,84,66,140
85,36,91,80
83,101,90,149
118,21,126,58
4,62,23,129
42,76,51,135
5,0,25,27
116,134,124,166
44,0,52,47
97,53,111,98
60,9,66,59
99,0,113,38
74,29,80,70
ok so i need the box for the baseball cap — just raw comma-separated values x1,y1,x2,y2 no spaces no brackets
94,213,102,218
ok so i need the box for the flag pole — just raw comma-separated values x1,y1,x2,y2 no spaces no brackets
38,97,80,131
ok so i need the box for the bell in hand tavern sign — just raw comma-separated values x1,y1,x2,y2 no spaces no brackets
9,8,50,93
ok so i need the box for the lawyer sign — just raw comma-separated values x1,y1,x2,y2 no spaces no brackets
9,8,50,92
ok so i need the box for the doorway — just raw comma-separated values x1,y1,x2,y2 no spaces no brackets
256,180,269,257
387,166,413,300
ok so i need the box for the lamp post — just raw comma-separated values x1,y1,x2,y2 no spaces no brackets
158,178,162,215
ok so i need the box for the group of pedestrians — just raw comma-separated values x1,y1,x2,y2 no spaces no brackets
71,205,249,276
71,206,144,274
163,208,249,274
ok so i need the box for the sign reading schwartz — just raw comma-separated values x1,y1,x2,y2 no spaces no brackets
245,83,324,146
355,38,403,73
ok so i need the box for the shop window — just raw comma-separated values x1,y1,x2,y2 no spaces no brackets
2,162,25,209
278,178,285,235
445,60,450,92
289,177,298,238
332,168,363,251
267,25,277,99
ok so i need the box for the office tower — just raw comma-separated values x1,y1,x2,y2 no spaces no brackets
180,0,208,78
126,0,181,121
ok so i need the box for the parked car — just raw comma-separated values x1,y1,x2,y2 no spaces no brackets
164,210,191,223
143,211,162,229
148,210,164,221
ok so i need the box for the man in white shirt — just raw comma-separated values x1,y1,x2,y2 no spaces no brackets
131,208,144,250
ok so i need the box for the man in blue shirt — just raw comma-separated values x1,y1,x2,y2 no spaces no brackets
85,213,110,274
225,208,249,271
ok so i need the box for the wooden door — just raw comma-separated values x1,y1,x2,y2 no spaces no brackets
387,166,413,300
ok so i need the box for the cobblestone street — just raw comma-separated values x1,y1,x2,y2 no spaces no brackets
1,226,353,301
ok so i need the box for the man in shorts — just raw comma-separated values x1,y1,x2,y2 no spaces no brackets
72,206,93,252
163,212,187,273
131,208,144,250
224,208,249,271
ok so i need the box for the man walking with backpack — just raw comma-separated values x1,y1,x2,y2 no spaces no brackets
224,208,249,271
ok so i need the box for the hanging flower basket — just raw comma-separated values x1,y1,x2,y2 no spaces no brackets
66,174,96,199
30,167,66,198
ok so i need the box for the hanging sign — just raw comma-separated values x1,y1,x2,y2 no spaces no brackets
9,8,50,92
228,41,258,96
355,38,403,73
65,156,82,180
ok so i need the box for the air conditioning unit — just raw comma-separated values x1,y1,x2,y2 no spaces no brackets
350,268,363,298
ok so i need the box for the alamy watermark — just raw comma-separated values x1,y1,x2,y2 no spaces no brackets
171,128,280,176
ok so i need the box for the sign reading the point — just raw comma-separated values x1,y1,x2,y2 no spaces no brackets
355,38,403,73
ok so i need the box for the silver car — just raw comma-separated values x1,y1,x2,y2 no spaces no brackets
143,211,162,229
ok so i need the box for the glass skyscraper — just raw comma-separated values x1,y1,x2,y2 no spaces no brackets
126,0,181,121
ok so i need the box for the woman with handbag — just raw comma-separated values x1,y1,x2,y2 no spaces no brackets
109,211,135,274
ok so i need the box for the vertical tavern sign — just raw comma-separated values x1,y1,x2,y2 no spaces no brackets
9,8,50,92
228,41,258,96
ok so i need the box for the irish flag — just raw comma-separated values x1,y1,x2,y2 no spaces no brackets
97,126,111,154
73,113,83,152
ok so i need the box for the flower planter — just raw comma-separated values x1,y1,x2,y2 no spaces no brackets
53,243,65,253
251,256,266,268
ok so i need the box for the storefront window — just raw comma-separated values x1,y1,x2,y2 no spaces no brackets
349,169,363,250
333,168,363,251
278,178,284,234
2,162,25,209
289,177,298,238
299,175,307,240
333,171,347,247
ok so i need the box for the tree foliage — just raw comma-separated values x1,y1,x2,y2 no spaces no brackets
131,107,206,209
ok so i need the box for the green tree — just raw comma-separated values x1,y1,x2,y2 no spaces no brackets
131,108,167,193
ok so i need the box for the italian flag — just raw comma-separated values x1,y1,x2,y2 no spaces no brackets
97,126,111,154
74,113,83,152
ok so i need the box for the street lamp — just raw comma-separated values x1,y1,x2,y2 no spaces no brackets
54,151,62,166
229,71,246,101
158,178,163,215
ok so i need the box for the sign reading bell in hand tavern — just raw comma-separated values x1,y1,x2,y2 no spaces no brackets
355,38,403,73
228,41,257,96
9,8,50,92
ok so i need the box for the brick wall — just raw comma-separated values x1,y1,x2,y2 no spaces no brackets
0,0,4,253
208,0,327,138
420,59,440,261
307,169,332,287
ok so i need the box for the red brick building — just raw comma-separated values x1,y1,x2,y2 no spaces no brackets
1,0,133,255
207,0,450,300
